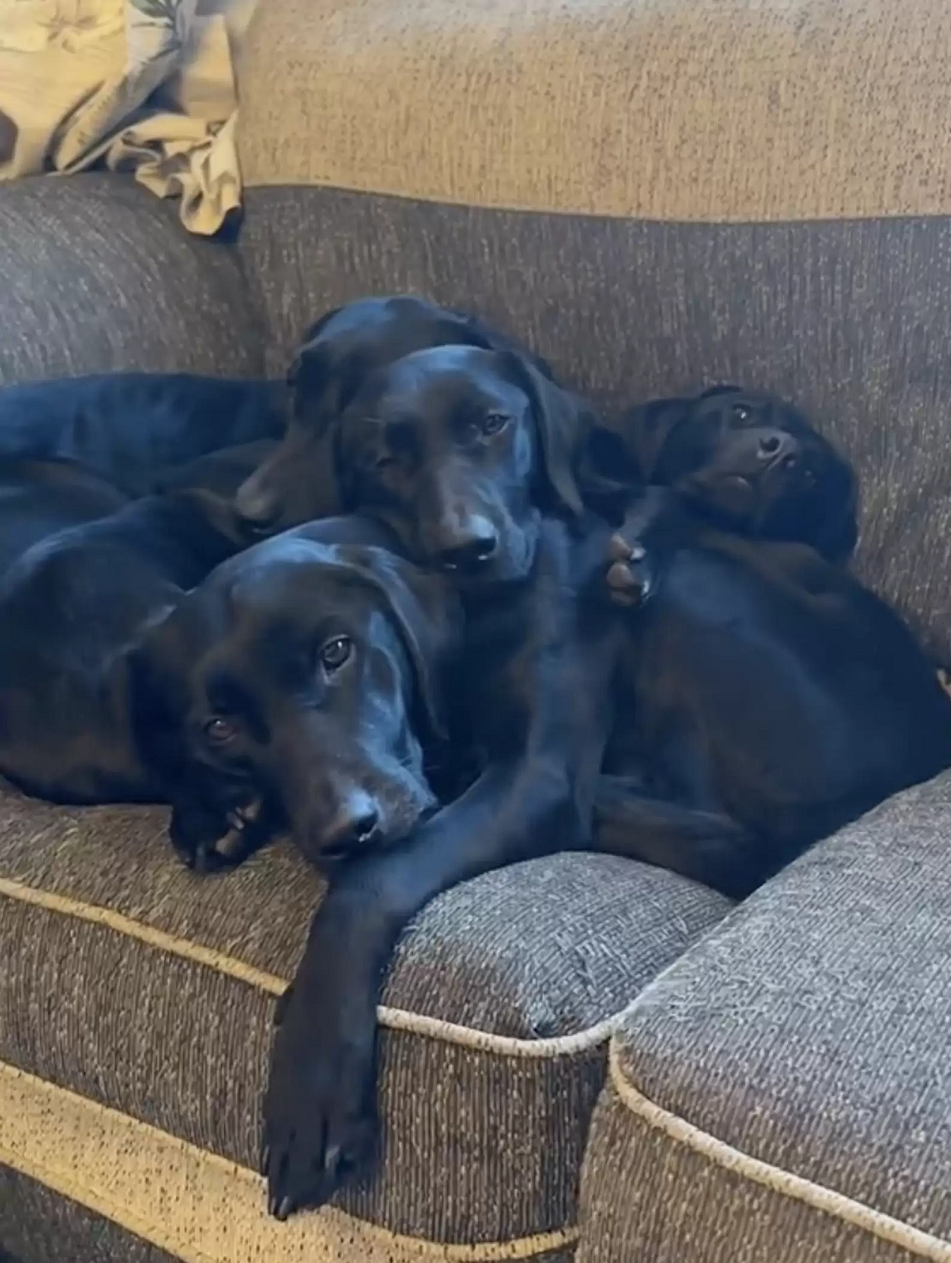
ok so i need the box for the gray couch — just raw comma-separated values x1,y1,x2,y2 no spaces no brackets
3,1,951,1260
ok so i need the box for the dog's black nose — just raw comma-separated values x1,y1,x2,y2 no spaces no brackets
757,430,798,469
437,520,499,571
234,477,280,530
319,793,381,859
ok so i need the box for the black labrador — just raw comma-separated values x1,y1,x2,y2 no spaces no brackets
0,373,286,497
587,384,858,562
234,294,554,533
133,344,622,1216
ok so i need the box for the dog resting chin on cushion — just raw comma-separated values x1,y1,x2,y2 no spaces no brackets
586,384,859,563
127,517,464,872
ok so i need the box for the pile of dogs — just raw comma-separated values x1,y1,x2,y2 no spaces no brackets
1,294,949,1218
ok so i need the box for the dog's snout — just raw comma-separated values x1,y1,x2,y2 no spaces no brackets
437,517,499,572
318,789,381,859
234,475,280,531
757,430,798,469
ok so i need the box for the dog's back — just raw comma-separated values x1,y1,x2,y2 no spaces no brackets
0,373,286,496
0,487,247,804
0,455,129,577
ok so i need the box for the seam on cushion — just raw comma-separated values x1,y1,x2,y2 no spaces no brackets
240,178,948,227
0,875,620,1057
607,1043,951,1262
0,1061,579,1262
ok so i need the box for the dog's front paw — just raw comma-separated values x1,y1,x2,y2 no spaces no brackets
606,533,652,608
262,971,377,1218
169,796,267,873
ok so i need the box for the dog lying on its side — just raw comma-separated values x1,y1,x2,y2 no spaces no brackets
585,383,859,561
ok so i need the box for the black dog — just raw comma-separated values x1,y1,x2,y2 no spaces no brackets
588,385,858,562
0,468,254,811
597,488,951,898
0,373,286,497
142,343,621,1215
128,515,444,871
234,294,554,533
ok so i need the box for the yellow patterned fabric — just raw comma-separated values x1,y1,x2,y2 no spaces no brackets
0,0,246,234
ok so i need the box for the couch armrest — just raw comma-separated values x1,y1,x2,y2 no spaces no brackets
0,174,265,384
578,772,951,1262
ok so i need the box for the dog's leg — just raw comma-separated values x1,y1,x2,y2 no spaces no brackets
261,751,592,1219
593,774,771,899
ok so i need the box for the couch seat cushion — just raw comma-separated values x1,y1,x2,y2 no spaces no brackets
0,789,729,1261
579,771,951,1263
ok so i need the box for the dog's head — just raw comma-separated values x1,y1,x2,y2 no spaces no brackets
234,295,555,535
127,527,460,868
617,385,858,561
323,344,592,586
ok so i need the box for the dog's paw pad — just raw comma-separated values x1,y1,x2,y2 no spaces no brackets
606,534,650,608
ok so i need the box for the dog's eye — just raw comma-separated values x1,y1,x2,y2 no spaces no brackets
480,412,509,436
319,635,352,671
732,404,753,422
204,717,238,746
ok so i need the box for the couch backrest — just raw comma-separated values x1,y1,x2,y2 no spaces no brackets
235,0,951,659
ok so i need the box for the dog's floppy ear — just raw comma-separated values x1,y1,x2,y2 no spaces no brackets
806,461,860,563
339,545,461,742
118,602,191,781
619,396,693,482
286,306,350,426
498,352,593,520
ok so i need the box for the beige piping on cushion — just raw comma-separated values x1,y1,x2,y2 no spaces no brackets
607,1043,951,1262
0,1062,578,1263
0,875,620,1056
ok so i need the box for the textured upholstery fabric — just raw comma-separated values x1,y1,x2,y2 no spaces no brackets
238,186,951,665
577,771,951,1262
0,1167,181,1263
237,0,951,222
0,175,264,386
0,789,729,1253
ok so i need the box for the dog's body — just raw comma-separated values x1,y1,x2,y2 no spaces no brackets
0,373,286,497
0,482,250,805
0,432,299,810
0,455,130,576
599,487,951,898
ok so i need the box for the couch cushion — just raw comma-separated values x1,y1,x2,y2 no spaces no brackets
578,771,951,1263
237,0,951,222
0,175,264,385
0,1167,181,1263
0,789,729,1262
